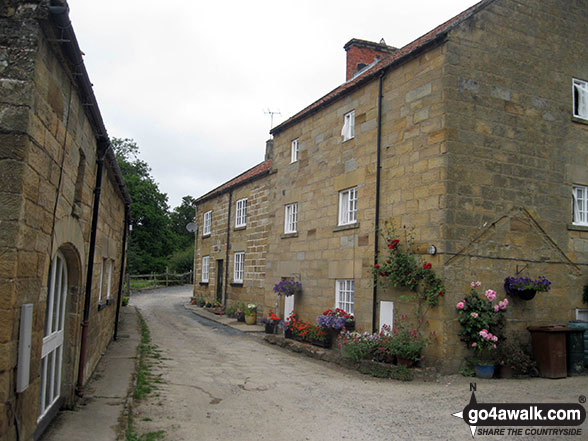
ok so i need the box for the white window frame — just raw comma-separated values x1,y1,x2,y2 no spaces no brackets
233,252,244,283
291,138,299,163
98,258,106,303
576,309,588,322
338,187,358,226
235,198,247,228
341,110,355,141
201,256,210,283
573,78,588,120
336,279,355,315
203,210,212,236
106,259,113,300
572,185,588,226
284,203,298,234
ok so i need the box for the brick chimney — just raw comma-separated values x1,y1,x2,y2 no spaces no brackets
344,38,397,81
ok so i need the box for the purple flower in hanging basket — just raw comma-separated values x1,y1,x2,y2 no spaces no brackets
273,280,302,297
504,276,551,294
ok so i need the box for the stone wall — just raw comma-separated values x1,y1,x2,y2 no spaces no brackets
437,0,588,372
0,3,127,440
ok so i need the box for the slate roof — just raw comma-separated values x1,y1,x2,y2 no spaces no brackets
270,0,495,135
195,159,273,203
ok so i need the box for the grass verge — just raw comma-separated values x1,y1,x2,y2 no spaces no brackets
125,312,166,441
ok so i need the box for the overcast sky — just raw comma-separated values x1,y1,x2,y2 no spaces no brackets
68,0,479,209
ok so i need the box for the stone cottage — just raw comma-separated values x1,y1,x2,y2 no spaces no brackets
195,0,588,372
0,1,130,439
193,143,273,312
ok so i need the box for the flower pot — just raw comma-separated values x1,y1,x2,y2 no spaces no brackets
285,329,294,339
498,365,514,379
396,356,415,367
311,338,331,349
245,314,256,325
475,364,495,379
264,322,276,334
505,286,537,300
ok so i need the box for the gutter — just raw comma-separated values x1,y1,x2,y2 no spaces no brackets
372,70,385,334
76,141,108,396
113,205,130,340
224,190,232,305
48,4,130,206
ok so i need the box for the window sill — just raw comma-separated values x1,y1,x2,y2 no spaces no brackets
97,300,111,311
333,222,360,232
571,116,588,125
199,281,209,285
568,223,588,232
281,232,298,239
234,225,246,231
230,282,243,287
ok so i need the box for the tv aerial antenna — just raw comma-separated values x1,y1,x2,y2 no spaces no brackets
264,108,281,131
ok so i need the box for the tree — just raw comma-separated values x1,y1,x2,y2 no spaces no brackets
112,138,175,274
169,195,197,251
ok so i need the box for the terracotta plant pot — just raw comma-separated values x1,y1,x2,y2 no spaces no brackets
245,314,257,325
396,356,415,367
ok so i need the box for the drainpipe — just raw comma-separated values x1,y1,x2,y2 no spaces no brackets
224,190,232,305
76,141,109,396
372,70,386,333
113,205,130,341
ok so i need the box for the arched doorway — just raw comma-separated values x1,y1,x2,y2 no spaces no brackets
38,251,68,421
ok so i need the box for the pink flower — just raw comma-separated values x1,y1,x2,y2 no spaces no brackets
470,312,478,318
472,342,477,347
493,335,498,342
470,282,476,288
485,289,497,301
456,302,465,310
479,330,488,338
492,344,497,349
494,304,500,312
499,298,509,310
475,281,482,287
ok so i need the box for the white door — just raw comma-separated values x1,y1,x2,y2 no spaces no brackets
284,294,294,320
39,252,68,421
379,301,394,333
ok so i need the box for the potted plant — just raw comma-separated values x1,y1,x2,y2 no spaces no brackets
494,341,536,378
503,276,551,300
388,315,428,367
260,312,282,334
196,297,206,307
456,281,509,378
273,279,302,297
244,304,257,325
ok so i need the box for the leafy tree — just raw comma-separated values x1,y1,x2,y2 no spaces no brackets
112,138,175,274
170,195,197,251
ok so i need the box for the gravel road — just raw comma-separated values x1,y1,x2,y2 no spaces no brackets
130,286,588,441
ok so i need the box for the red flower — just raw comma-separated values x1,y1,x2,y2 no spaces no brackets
424,263,432,269
438,291,444,297
388,239,400,249
374,264,380,269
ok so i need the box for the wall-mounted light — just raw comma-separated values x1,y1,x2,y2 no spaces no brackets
428,245,437,255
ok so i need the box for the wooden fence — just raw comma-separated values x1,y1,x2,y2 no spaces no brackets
126,270,193,293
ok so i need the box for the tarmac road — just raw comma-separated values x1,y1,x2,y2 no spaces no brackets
131,286,588,441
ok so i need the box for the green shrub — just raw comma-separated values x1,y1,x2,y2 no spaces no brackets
168,247,194,273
